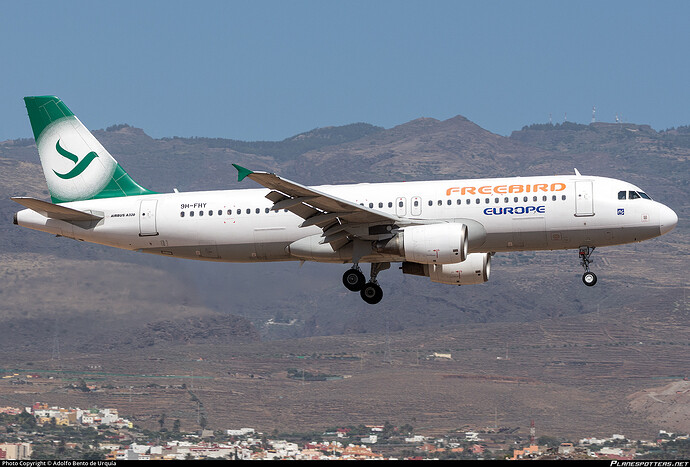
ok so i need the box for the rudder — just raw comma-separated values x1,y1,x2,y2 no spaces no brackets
24,96,155,203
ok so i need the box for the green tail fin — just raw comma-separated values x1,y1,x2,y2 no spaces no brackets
24,96,156,203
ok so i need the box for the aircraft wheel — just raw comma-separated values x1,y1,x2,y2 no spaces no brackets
360,282,383,305
343,268,366,291
582,272,597,287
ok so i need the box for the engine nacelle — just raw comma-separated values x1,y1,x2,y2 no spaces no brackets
402,253,491,285
376,223,468,264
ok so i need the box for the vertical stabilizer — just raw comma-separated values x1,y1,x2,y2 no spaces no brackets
24,96,155,203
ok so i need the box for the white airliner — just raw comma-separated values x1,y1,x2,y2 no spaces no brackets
13,96,678,304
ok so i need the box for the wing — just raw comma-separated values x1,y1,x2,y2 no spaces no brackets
233,164,417,249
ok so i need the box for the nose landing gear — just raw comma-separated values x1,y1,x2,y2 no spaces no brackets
579,246,597,286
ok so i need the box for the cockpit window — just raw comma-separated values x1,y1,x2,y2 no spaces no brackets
639,192,651,200
629,191,640,200
618,191,626,200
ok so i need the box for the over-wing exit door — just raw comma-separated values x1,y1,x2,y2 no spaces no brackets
395,197,406,217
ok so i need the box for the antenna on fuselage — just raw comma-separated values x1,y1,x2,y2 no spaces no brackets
574,168,582,176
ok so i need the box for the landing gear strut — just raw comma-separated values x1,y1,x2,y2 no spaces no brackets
579,246,597,287
343,262,389,304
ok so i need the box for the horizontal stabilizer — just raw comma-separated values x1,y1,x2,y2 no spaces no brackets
11,197,103,221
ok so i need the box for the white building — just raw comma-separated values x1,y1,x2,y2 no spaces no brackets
227,427,255,436
0,443,32,460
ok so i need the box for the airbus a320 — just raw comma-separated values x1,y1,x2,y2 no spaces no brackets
13,96,678,304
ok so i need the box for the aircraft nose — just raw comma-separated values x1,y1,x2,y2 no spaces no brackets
659,204,678,235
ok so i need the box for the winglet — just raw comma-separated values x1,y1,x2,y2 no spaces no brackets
232,164,253,182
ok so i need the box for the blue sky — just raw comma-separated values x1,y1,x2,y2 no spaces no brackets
1,0,688,141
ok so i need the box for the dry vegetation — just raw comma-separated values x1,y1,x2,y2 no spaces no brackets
0,115,687,441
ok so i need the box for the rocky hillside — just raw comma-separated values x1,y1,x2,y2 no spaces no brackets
0,116,687,350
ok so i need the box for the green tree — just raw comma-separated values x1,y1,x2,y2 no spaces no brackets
537,435,562,448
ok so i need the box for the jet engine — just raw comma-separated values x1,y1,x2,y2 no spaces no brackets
402,252,491,285
376,223,468,264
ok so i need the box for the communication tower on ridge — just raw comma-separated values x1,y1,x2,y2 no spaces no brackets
530,419,536,444
591,105,596,123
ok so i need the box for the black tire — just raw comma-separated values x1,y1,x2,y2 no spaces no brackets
582,272,597,287
360,282,384,304
343,269,366,291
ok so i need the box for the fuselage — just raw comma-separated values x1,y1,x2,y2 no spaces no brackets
15,174,677,264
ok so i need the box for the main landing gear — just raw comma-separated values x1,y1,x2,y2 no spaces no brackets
342,262,389,304
579,246,597,287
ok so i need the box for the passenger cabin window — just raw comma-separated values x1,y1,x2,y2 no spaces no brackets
265,207,270,213
246,208,251,214
369,203,374,208
379,202,383,208
190,211,194,217
180,212,185,217
437,200,442,206
466,199,471,205
618,191,627,200
255,208,260,214
208,210,213,216
447,199,452,206
415,200,420,207
218,210,222,215
388,202,393,208
398,201,404,208
199,211,203,216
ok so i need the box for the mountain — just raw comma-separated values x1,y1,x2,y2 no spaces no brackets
0,117,687,351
